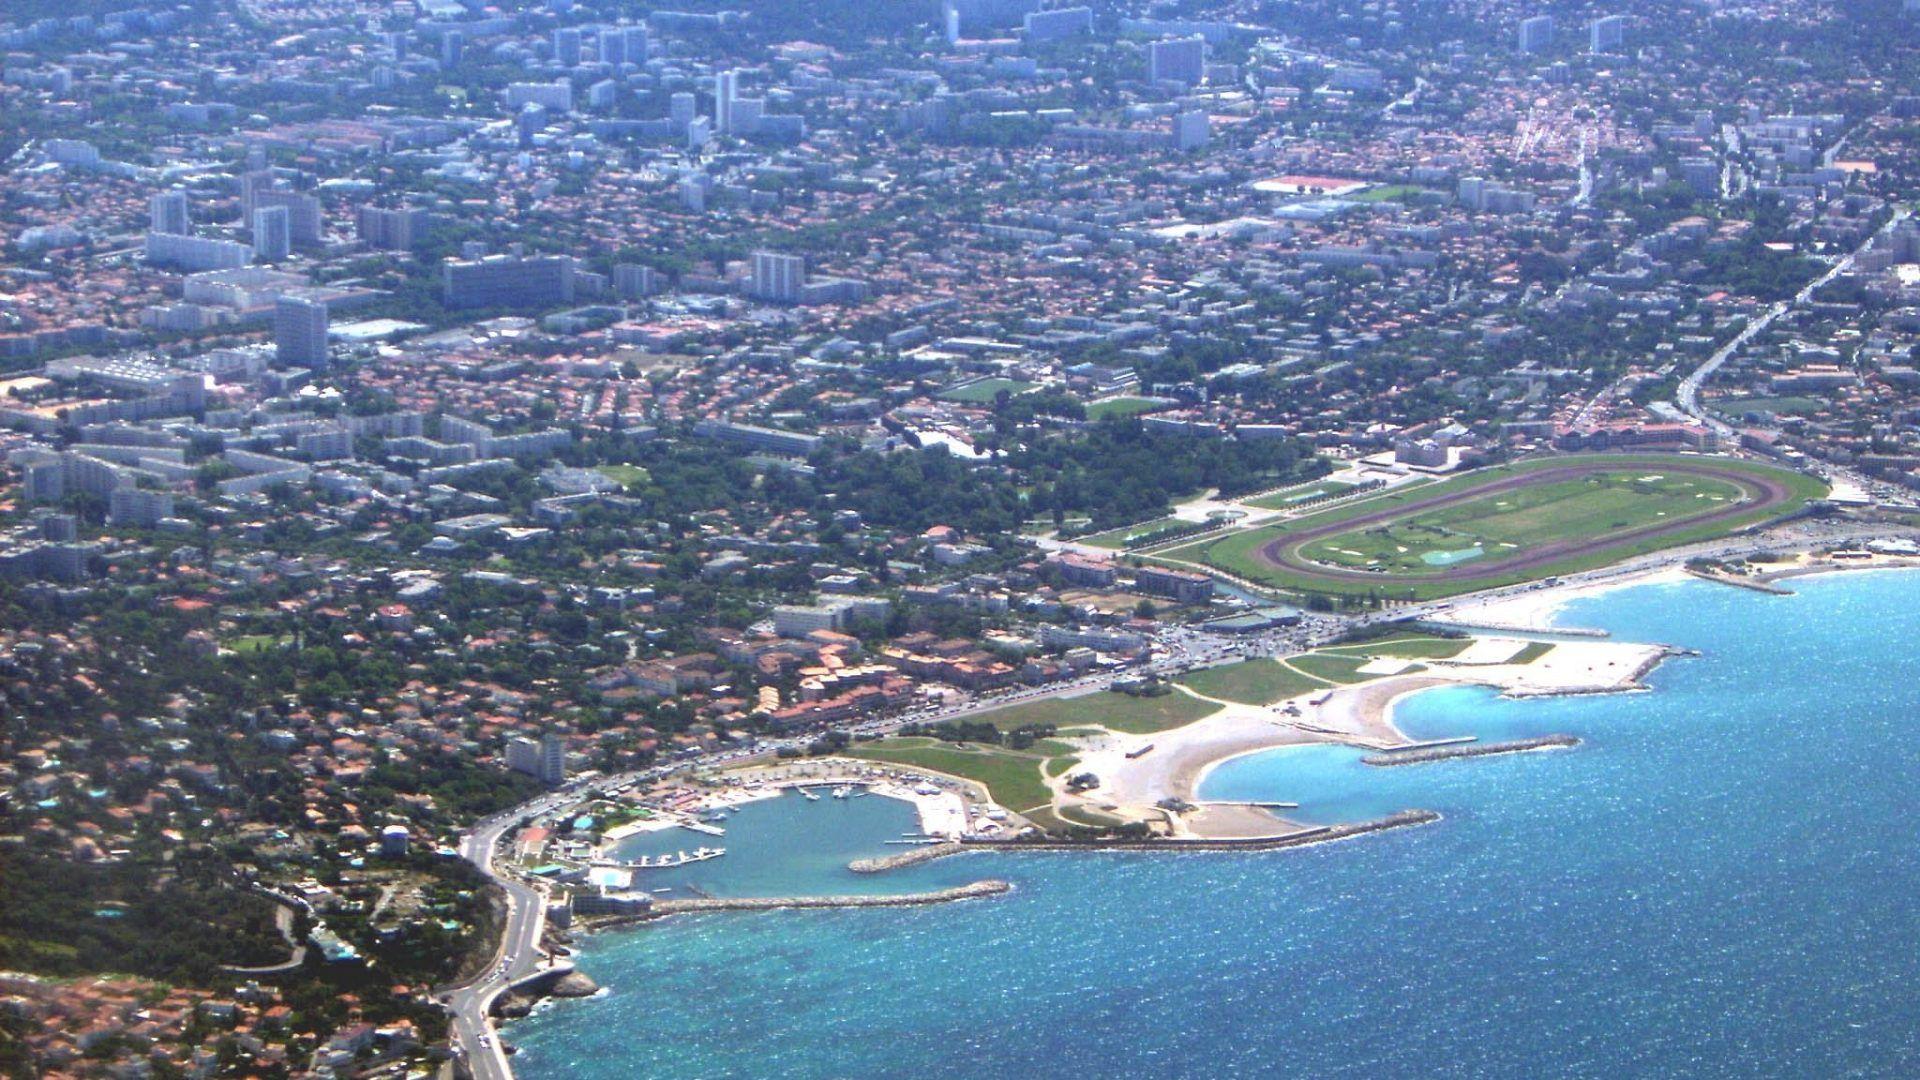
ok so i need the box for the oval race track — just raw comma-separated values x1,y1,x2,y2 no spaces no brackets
1251,457,1800,590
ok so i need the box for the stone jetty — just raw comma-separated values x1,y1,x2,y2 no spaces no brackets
596,880,1012,925
1362,734,1579,767
848,841,967,873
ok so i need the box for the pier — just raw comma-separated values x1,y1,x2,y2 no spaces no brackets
602,879,1013,922
1361,734,1579,767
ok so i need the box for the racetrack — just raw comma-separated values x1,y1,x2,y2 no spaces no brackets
1248,456,1805,591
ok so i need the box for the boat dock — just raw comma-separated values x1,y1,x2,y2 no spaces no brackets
599,846,726,869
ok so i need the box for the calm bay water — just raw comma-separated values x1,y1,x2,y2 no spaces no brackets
512,572,1920,1079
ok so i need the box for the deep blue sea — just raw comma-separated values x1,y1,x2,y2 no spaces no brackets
511,572,1920,1079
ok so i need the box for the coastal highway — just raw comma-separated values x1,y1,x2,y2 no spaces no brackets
446,815,550,1080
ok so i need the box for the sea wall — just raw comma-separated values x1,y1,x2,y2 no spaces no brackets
849,841,968,874
581,880,1013,930
1685,568,1794,595
964,809,1440,852
1362,734,1579,767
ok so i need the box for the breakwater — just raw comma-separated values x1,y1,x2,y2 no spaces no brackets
587,880,1012,928
848,841,967,873
1362,734,1578,767
965,809,1439,852
1686,568,1794,595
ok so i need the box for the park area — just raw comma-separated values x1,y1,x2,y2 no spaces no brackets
1159,453,1826,601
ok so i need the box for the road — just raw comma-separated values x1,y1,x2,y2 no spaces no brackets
445,814,552,1080
1677,206,1912,432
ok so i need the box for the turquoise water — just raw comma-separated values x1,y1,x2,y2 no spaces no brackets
604,790,980,898
1420,544,1486,566
513,571,1920,1078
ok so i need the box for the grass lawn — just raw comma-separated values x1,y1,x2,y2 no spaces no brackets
1244,480,1358,511
1718,395,1824,417
1087,396,1162,420
1352,184,1430,203
1077,516,1182,549
1512,641,1555,664
971,690,1217,735
1176,659,1329,705
225,634,289,654
1318,634,1471,660
936,378,1035,403
1020,806,1073,833
594,464,650,490
846,740,1056,813
1057,804,1126,828
1165,455,1827,602
1284,653,1404,684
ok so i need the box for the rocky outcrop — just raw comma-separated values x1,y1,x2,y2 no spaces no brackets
549,971,600,998
492,993,535,1019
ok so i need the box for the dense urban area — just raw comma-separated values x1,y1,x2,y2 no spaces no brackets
3,0,1919,1075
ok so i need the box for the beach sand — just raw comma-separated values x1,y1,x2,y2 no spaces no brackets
1427,564,1691,632
1065,619,1673,839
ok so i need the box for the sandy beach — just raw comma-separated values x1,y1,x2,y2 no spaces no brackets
1424,564,1693,632
1063,599,1674,839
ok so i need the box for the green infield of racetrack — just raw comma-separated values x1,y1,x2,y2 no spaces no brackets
1155,454,1827,602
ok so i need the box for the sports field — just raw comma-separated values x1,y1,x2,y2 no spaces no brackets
1158,454,1826,601
936,378,1034,403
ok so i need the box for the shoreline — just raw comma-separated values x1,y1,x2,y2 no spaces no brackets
1426,563,1693,634
1092,633,1672,829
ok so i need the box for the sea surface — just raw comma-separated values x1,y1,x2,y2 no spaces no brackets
511,571,1920,1079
